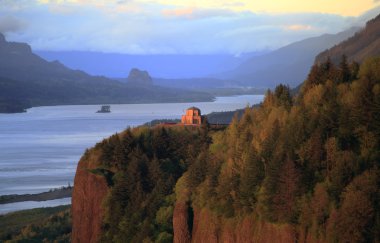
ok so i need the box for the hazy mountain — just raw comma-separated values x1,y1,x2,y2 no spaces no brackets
152,77,232,89
116,72,236,90
0,34,213,113
217,27,360,88
36,51,263,79
316,13,380,64
126,69,153,86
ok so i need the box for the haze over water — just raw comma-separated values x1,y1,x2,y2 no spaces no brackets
0,95,263,197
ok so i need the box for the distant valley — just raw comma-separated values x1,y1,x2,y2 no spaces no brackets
0,34,213,113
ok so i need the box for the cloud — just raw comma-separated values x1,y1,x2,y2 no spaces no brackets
223,2,246,7
0,16,26,33
162,7,193,17
0,1,376,54
284,24,314,31
161,7,235,19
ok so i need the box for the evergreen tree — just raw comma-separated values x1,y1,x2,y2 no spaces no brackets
338,55,350,83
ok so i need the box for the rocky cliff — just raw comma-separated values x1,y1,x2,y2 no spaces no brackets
173,201,297,243
71,150,109,243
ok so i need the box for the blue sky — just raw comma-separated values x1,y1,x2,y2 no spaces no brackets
0,0,379,54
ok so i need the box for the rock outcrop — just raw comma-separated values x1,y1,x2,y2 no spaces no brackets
71,152,109,243
126,68,153,86
173,201,192,243
173,202,297,243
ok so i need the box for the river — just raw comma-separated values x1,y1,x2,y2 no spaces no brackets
0,95,264,213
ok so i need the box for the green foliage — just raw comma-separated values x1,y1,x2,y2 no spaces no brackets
100,126,211,242
0,206,71,242
274,84,292,110
238,147,264,211
87,168,114,186
333,169,379,243
169,56,380,242
155,232,173,243
99,57,380,242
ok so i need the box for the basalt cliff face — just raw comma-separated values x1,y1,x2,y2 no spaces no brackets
71,151,108,243
70,151,298,243
173,201,297,243
72,177,298,243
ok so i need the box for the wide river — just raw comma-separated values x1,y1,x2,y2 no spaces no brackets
0,95,263,213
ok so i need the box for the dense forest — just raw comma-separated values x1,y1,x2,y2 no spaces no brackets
181,56,380,242
87,125,210,242
81,56,379,242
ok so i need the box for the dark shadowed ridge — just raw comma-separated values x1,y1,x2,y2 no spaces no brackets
315,13,380,64
216,27,360,88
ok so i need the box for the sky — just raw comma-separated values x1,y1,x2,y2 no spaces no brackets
0,0,379,54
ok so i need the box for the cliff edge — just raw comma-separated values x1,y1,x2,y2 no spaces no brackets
71,150,109,243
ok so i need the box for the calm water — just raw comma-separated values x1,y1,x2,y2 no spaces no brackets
0,95,263,213
0,198,71,215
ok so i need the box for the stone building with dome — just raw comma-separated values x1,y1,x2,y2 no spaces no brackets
181,107,203,125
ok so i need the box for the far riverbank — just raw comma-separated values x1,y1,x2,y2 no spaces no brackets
0,186,72,205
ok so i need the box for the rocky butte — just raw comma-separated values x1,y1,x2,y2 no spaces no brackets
126,68,154,86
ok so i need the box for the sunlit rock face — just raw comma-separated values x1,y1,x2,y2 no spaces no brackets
173,202,297,243
71,153,109,243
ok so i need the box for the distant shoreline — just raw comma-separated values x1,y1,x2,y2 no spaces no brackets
0,186,72,204
0,93,266,114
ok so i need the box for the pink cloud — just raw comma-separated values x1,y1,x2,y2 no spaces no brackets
284,24,313,31
162,7,194,18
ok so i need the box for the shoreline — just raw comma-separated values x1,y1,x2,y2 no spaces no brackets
0,186,72,204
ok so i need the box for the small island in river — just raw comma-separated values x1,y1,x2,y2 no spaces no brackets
96,105,111,113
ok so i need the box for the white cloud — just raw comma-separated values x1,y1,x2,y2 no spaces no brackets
0,0,371,54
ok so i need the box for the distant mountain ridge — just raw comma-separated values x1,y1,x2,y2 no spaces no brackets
0,33,213,113
36,51,261,79
316,13,380,64
216,27,360,88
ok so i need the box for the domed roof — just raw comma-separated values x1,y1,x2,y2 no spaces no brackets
187,106,200,111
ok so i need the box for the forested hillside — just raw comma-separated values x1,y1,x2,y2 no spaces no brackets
72,56,380,242
217,27,359,88
72,125,211,242
316,13,380,64
175,56,380,242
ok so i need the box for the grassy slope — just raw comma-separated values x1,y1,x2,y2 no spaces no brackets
0,205,70,240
